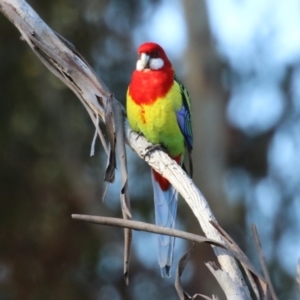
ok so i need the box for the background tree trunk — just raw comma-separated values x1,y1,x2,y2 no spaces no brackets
182,0,229,217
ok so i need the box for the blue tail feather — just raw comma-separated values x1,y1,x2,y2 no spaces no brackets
151,170,178,277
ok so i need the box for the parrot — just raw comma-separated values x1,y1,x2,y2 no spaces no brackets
126,42,193,278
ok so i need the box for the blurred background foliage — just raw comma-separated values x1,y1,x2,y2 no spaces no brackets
0,0,299,299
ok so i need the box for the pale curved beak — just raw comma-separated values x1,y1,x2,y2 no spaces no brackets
136,53,150,71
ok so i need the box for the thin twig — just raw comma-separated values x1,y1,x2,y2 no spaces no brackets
252,224,278,300
72,214,222,247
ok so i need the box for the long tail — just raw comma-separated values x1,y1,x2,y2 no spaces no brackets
151,169,178,278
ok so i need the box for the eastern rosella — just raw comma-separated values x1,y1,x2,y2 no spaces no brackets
127,42,193,277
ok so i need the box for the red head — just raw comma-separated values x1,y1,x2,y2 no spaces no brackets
136,42,172,71
129,42,174,104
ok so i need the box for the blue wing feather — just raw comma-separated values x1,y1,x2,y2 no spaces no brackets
174,75,193,176
174,75,193,150
176,105,193,150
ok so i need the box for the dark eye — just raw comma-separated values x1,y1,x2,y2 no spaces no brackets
152,50,159,58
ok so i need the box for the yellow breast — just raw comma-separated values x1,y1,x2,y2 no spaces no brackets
127,81,184,156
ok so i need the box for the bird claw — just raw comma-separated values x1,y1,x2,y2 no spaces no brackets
143,144,165,159
135,132,143,141
134,133,165,158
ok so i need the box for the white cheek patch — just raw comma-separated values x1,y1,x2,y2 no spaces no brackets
150,58,164,70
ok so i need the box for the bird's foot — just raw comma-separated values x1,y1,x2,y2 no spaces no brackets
143,144,165,159
135,132,143,141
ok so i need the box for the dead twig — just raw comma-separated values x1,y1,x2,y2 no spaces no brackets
252,224,277,300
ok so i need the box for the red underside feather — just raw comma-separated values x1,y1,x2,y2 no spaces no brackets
152,155,181,191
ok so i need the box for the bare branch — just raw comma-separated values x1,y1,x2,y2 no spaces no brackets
252,224,277,300
206,262,244,300
212,221,269,299
72,214,222,247
175,244,196,300
113,100,132,285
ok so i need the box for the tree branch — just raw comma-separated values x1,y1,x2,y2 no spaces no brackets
72,214,223,247
206,262,245,300
252,224,277,300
